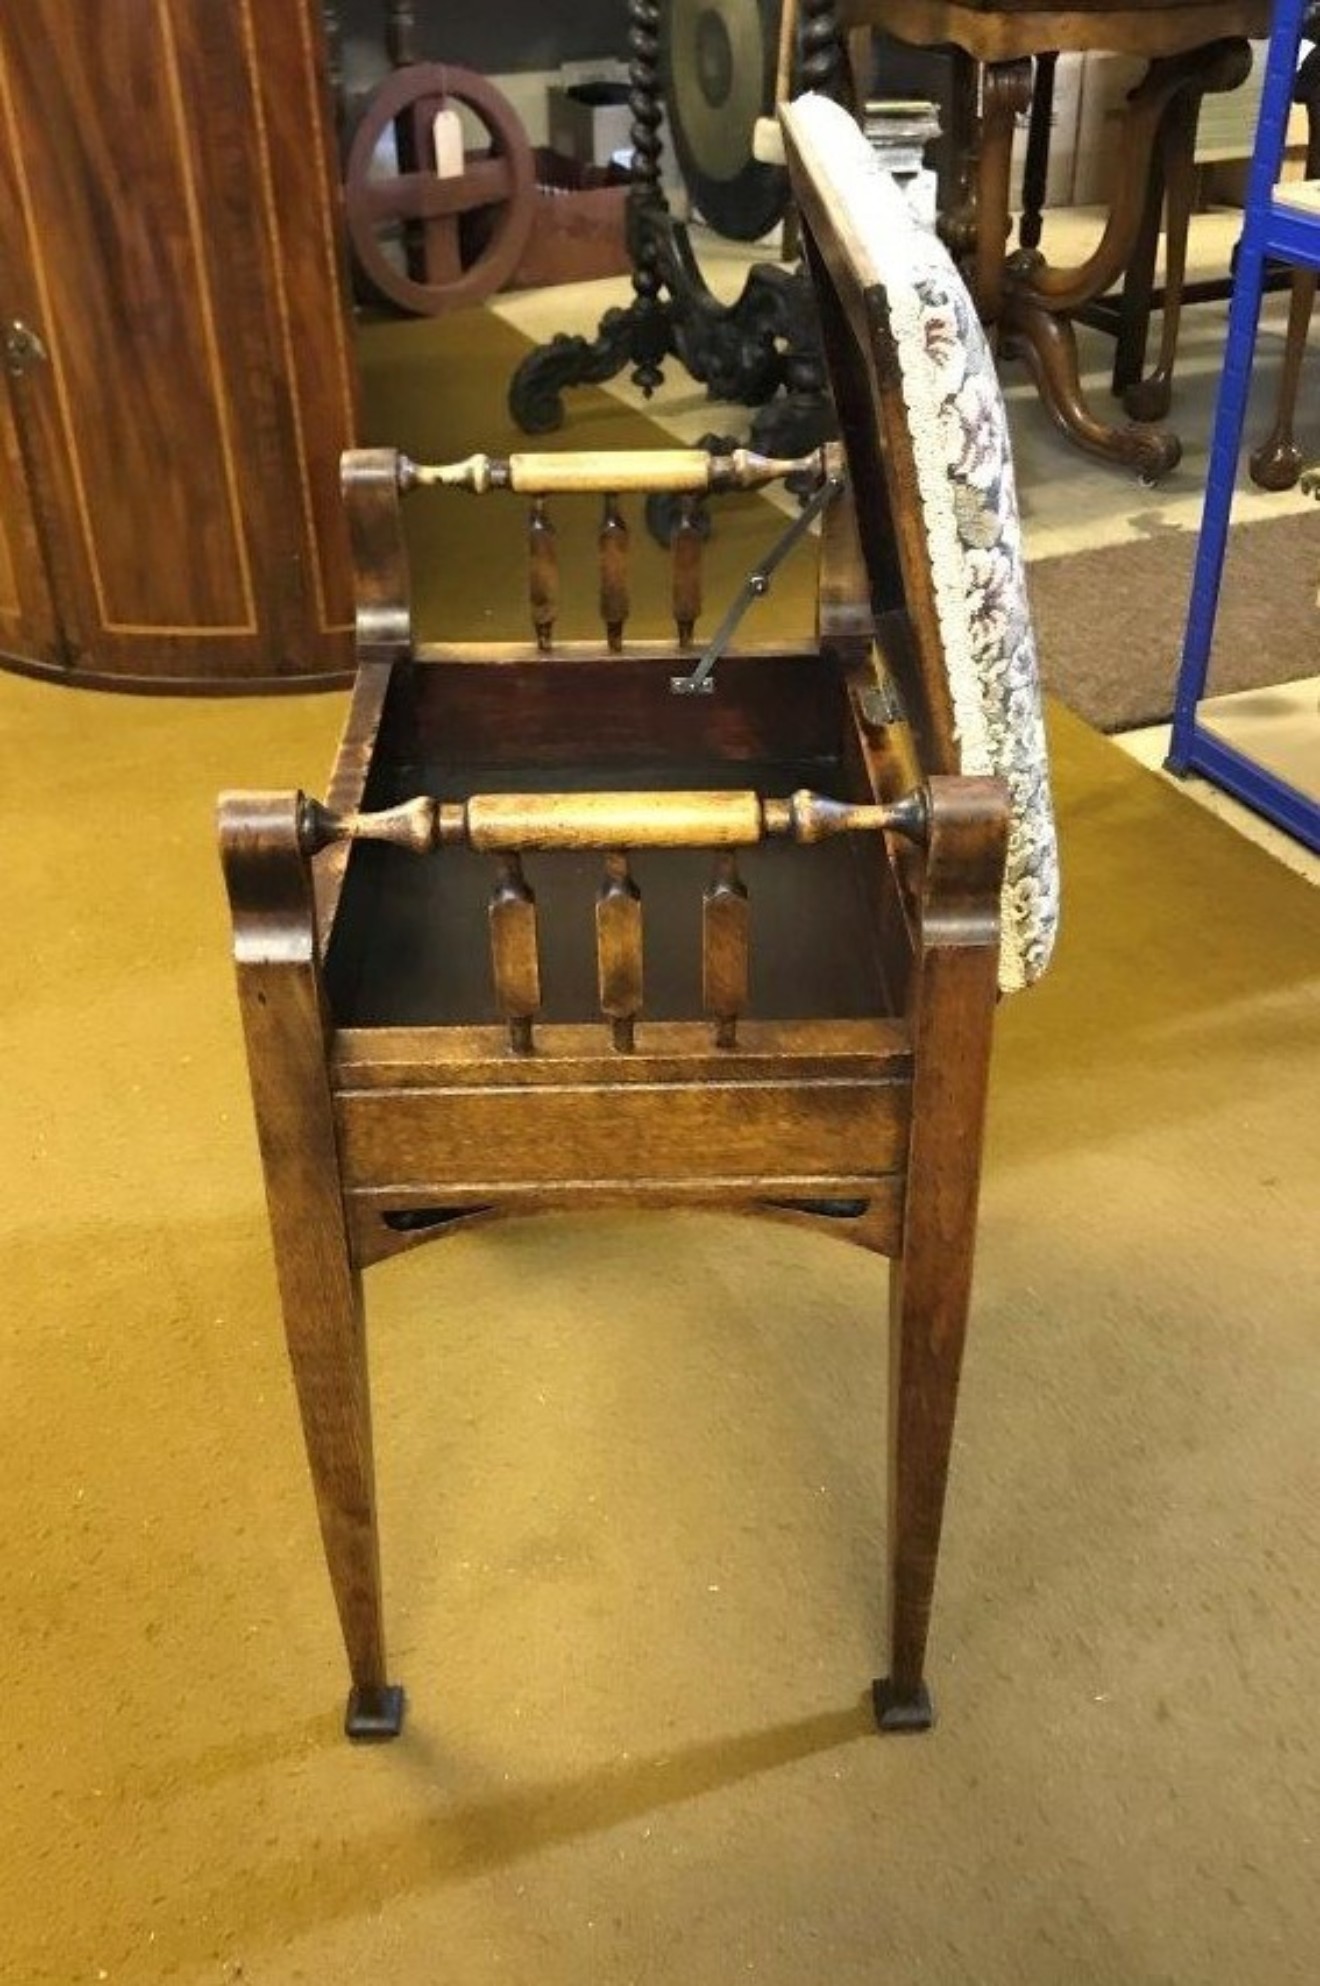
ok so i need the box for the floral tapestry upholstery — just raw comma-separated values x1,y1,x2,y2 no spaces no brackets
793,94,1060,994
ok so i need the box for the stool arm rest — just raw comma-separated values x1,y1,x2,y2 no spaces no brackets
917,775,1011,955
217,790,318,968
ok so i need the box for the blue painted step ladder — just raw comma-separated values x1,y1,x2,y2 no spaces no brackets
1168,0,1320,852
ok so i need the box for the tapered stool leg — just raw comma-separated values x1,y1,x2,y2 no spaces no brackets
219,793,403,1742
874,783,1004,1733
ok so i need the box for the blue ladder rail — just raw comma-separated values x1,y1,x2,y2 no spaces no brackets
1167,0,1320,854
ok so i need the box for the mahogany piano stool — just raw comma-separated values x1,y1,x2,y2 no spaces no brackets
219,96,1059,1744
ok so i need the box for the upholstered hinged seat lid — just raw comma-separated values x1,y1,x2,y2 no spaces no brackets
782,93,1060,993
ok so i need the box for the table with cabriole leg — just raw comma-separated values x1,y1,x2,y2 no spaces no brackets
841,0,1269,477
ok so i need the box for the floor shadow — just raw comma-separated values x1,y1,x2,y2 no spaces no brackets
102,1699,880,1976
396,1695,878,1874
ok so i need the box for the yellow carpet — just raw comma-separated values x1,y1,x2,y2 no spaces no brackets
3,651,1319,1981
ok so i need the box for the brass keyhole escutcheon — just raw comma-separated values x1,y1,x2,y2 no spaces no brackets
3,320,48,376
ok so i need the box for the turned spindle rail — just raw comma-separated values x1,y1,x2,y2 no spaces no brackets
386,445,828,653
299,784,928,1055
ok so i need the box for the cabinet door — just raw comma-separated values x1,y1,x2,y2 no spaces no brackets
0,0,358,689
0,367,61,670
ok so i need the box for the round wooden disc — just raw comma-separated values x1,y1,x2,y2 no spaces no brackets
344,64,537,315
662,0,789,241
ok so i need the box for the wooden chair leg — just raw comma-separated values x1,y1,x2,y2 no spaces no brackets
218,793,403,1742
1250,40,1320,489
1123,90,1199,422
1249,268,1318,487
873,781,1004,1733
264,1067,399,1742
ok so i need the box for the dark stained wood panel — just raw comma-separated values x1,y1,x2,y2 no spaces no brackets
0,0,357,687
0,378,58,663
243,0,357,638
1,1,254,632
336,1073,911,1194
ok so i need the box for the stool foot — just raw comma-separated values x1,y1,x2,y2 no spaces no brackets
872,1678,934,1733
345,1683,406,1742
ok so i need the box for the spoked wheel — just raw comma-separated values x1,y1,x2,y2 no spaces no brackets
344,63,536,315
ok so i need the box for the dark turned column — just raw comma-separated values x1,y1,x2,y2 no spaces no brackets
1019,53,1056,253
800,0,845,93
937,52,982,271
627,0,669,395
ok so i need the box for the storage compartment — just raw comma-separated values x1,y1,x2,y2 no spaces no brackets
323,652,895,1028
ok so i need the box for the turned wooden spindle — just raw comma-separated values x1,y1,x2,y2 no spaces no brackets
466,790,764,850
402,445,826,497
776,787,930,846
599,496,629,651
596,852,644,1052
671,497,703,647
488,855,541,1054
300,792,441,855
298,786,929,858
703,852,750,1050
528,498,558,652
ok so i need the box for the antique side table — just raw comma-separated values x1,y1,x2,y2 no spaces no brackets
840,0,1271,475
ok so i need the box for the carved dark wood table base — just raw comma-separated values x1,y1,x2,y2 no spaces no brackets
997,41,1254,477
508,199,835,461
508,0,841,463
840,0,1271,477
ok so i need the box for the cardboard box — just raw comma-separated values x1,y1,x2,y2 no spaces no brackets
502,152,632,292
548,83,633,169
1010,52,1084,210
545,67,686,212
1205,100,1310,203
1071,43,1272,209
1193,39,1268,165
1071,53,1149,207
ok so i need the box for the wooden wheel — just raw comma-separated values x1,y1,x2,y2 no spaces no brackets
344,64,536,315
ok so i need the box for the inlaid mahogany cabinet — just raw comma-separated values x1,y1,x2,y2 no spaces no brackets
0,0,356,690
219,96,1059,1742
